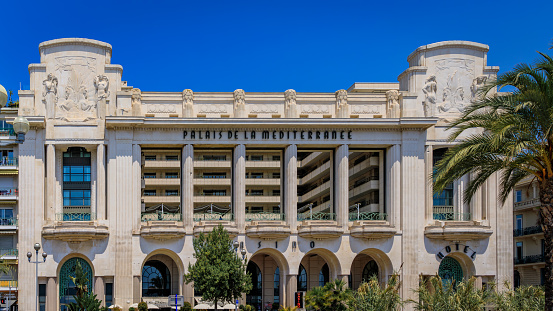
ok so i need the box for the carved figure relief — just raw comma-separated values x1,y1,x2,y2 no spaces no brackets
183,89,194,117
42,73,58,119
438,71,466,113
284,89,298,118
94,75,110,100
422,75,437,117
386,90,401,118
432,58,475,115
470,75,487,102
335,89,349,118
53,56,99,122
131,88,142,116
233,89,246,118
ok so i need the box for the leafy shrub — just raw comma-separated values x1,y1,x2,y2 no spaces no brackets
492,282,545,311
410,276,490,311
349,274,402,311
138,301,148,311
305,279,352,311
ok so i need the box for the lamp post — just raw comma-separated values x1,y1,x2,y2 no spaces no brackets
13,116,30,144
232,241,248,311
27,243,47,311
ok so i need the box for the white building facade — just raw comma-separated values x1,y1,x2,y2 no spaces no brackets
16,38,513,310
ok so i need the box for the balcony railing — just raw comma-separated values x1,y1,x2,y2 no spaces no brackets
515,254,544,265
433,206,471,221
245,212,285,221
514,198,540,210
349,212,387,221
0,249,17,257
0,158,17,167
141,212,182,222
297,212,336,221
56,212,95,221
0,189,17,197
514,225,543,237
0,218,17,226
0,280,17,288
0,128,15,137
193,212,234,221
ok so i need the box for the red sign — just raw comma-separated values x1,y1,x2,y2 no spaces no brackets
295,292,303,308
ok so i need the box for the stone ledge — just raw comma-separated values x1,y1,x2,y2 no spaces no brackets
193,221,238,238
424,221,493,241
140,221,186,241
246,221,291,240
349,221,397,240
42,222,109,243
297,220,343,240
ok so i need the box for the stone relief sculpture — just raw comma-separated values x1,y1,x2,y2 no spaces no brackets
183,89,194,117
94,75,110,101
42,73,58,119
422,75,437,117
284,89,298,118
438,71,466,113
470,75,487,102
335,89,349,118
233,89,246,118
131,88,142,116
386,90,401,118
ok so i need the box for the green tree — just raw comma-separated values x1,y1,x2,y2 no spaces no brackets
432,47,553,310
184,224,252,311
66,261,102,311
492,282,544,311
410,276,490,311
305,279,352,311
349,274,403,311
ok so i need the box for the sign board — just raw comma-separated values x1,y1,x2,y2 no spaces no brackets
167,295,184,307
295,292,303,308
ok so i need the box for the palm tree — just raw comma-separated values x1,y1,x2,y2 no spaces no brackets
433,49,553,309
410,276,490,311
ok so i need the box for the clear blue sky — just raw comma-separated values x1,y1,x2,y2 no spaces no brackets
1,0,552,97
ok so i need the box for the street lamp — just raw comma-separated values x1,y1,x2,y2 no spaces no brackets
27,243,47,311
0,84,7,112
13,116,30,144
233,241,248,311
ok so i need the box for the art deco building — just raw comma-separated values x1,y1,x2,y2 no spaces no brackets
15,38,513,311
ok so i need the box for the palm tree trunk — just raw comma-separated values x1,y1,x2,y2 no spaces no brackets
539,179,553,311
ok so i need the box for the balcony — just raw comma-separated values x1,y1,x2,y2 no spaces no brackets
348,212,396,240
193,212,237,238
42,209,108,242
245,178,280,186
245,195,280,204
425,207,492,241
140,212,184,241
0,188,18,201
0,128,15,138
245,213,290,240
514,198,540,211
143,160,181,168
142,194,181,204
514,225,543,237
193,159,231,168
194,178,231,186
432,206,472,221
0,217,17,232
0,280,17,290
297,212,342,240
514,254,544,265
194,194,231,204
245,160,281,169
0,158,18,175
0,249,17,259
144,178,181,186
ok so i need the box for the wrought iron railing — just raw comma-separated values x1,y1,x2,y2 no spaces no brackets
56,212,95,221
0,249,17,257
348,212,387,221
514,225,543,237
0,280,17,287
0,158,17,166
195,192,228,196
0,218,17,226
514,254,544,265
245,212,285,221
0,128,15,137
193,212,234,221
297,212,336,221
141,212,182,222
432,206,471,221
0,189,17,197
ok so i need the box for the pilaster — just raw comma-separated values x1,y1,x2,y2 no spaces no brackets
46,277,56,311
233,144,246,231
132,144,141,231
284,144,298,231
285,274,298,308
425,145,433,223
46,144,55,221
386,144,401,228
335,144,349,229
94,276,105,307
96,143,106,220
182,144,194,230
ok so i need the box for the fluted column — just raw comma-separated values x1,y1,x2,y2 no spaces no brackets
285,275,298,308
46,277,56,311
285,144,298,230
94,276,105,307
387,144,401,227
132,144,141,230
46,144,55,221
96,143,106,220
335,144,349,228
182,144,194,230
470,171,482,221
425,145,433,223
234,144,246,231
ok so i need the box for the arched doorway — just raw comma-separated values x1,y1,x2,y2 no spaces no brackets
514,270,521,288
298,264,307,292
273,267,280,306
298,250,338,291
246,261,262,310
350,251,392,290
142,260,171,297
439,257,464,285
59,257,93,310
362,260,378,282
318,264,329,287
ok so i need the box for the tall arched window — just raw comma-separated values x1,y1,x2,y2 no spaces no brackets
274,267,280,305
246,262,262,310
142,260,171,297
319,263,329,287
438,257,464,286
362,260,379,282
297,264,307,291
59,257,93,311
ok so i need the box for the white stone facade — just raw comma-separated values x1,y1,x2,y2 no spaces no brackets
15,38,513,310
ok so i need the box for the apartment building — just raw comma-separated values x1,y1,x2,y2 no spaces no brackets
15,38,512,311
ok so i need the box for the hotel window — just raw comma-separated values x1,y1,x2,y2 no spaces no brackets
105,283,113,307
249,173,263,179
297,150,333,220
516,215,523,231
165,172,179,178
0,209,13,224
39,284,46,311
249,155,263,161
165,155,179,161
144,173,156,179
166,190,179,196
516,242,523,259
245,150,283,217
62,148,92,218
515,190,522,203
144,190,157,196
145,155,157,161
